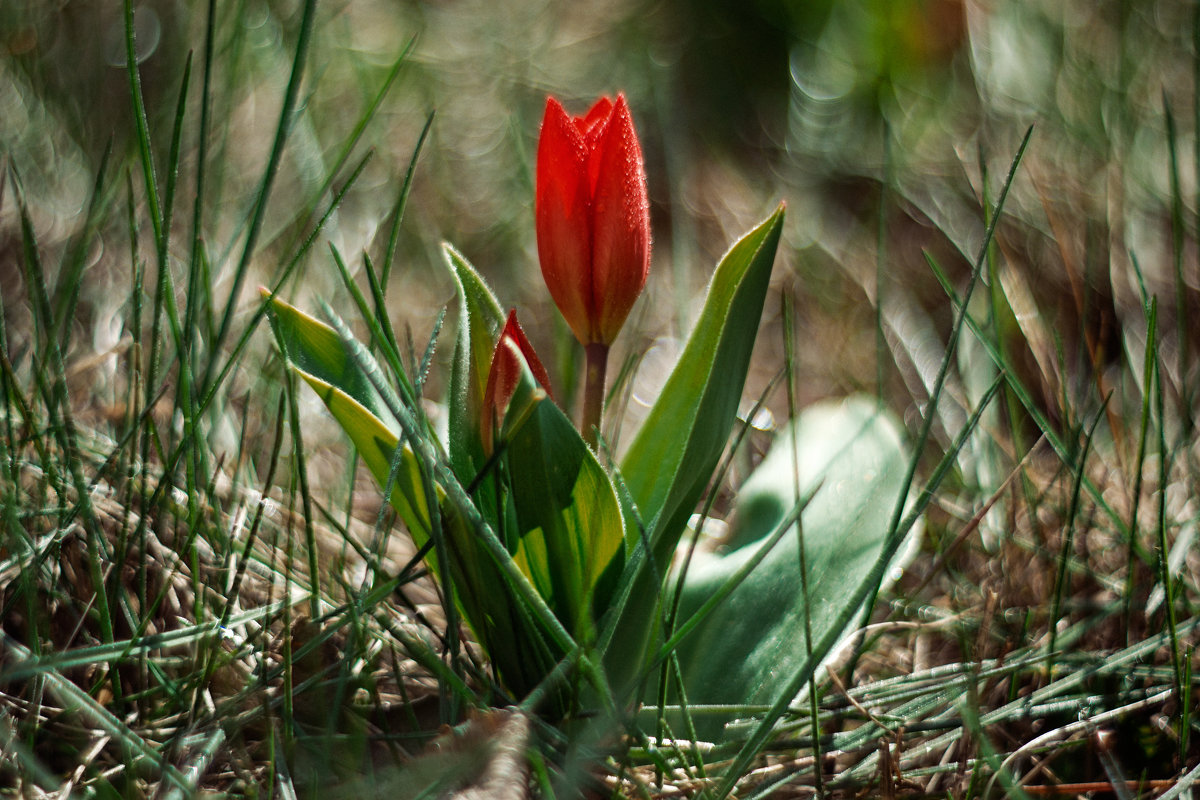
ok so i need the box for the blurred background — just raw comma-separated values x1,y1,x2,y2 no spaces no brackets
1,0,1196,445
6,5,1200,791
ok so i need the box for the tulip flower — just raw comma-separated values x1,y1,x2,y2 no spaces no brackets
536,94,650,347
482,310,553,454
536,93,649,445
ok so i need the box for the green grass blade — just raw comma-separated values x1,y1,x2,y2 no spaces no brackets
187,0,218,344
51,139,113,347
926,255,1131,543
382,111,435,288
309,36,417,222
1164,94,1192,435
162,49,191,270
13,176,116,651
1125,297,1156,635
1047,400,1108,673
197,150,376,415
280,342,319,618
1151,296,1185,713
209,0,319,379
123,0,164,248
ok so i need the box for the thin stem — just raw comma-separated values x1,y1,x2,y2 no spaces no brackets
582,342,609,448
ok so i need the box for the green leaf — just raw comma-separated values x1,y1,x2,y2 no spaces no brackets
502,376,625,637
604,204,784,688
671,396,912,739
266,292,563,698
443,243,506,483
264,293,433,537
620,203,784,564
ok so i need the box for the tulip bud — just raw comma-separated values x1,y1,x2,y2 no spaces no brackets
482,310,553,453
536,94,650,347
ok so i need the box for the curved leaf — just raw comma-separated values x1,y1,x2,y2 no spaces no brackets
265,293,432,536
267,292,564,698
266,290,399,432
621,203,784,562
671,396,913,738
604,204,784,688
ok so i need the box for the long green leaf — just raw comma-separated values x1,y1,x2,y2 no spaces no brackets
605,203,784,689
443,243,506,484
622,204,783,558
264,294,432,537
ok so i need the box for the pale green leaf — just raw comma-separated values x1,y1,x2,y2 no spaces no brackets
265,293,432,537
671,396,912,738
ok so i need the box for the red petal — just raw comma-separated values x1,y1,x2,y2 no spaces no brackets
501,310,554,400
481,338,521,453
536,97,594,345
588,95,650,344
481,310,554,452
577,96,614,143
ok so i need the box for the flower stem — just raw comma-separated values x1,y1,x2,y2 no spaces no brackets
581,342,609,448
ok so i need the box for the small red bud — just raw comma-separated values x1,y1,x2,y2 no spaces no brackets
481,310,553,453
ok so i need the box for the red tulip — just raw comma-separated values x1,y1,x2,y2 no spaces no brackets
482,310,553,453
536,94,650,347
